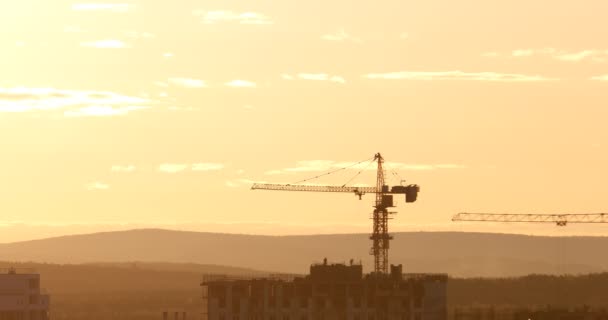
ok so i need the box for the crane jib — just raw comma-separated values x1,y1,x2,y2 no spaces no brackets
251,183,420,202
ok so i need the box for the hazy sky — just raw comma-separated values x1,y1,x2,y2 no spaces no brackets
1,0,608,242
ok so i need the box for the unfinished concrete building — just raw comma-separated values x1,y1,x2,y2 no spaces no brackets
201,261,447,320
0,268,50,320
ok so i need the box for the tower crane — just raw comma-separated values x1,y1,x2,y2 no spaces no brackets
452,212,608,226
251,153,420,274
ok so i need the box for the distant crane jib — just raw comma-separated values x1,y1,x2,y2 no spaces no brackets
452,212,608,226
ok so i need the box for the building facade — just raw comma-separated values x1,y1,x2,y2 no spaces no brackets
202,262,447,320
451,307,608,320
0,268,50,320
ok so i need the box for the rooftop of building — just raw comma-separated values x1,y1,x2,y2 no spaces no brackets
201,259,447,285
0,267,38,276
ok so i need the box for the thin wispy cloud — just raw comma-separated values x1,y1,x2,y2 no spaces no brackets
225,179,259,188
111,165,136,172
192,163,225,171
365,71,555,82
81,39,129,49
158,164,189,173
124,31,155,39
484,48,608,63
193,10,273,25
225,80,256,88
434,164,467,169
321,29,362,43
282,73,346,84
0,87,149,116
266,160,334,174
64,106,148,117
512,49,536,57
86,182,110,191
64,26,87,33
159,163,224,173
72,3,132,13
266,160,466,175
167,78,207,88
591,75,608,81
482,48,554,58
555,50,603,62
225,180,239,188
481,52,500,57
154,81,169,87
167,106,199,112
298,74,346,83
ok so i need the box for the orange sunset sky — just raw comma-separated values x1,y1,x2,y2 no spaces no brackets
1,1,608,242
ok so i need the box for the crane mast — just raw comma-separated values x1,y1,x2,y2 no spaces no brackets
371,153,392,274
251,153,420,274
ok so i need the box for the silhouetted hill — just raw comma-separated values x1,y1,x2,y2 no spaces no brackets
0,261,210,320
0,261,198,294
82,261,268,274
1,229,607,277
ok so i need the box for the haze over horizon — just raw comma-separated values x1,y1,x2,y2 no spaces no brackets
2,0,608,243
1,223,607,244
3,229,608,277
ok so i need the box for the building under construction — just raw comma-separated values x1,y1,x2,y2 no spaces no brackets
201,260,447,320
201,153,447,319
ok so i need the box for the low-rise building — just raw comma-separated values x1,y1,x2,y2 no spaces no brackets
202,261,447,320
0,268,50,320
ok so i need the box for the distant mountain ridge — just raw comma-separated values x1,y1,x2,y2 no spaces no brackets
1,229,607,277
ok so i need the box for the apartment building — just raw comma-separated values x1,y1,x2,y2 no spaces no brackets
202,261,447,320
0,268,50,320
